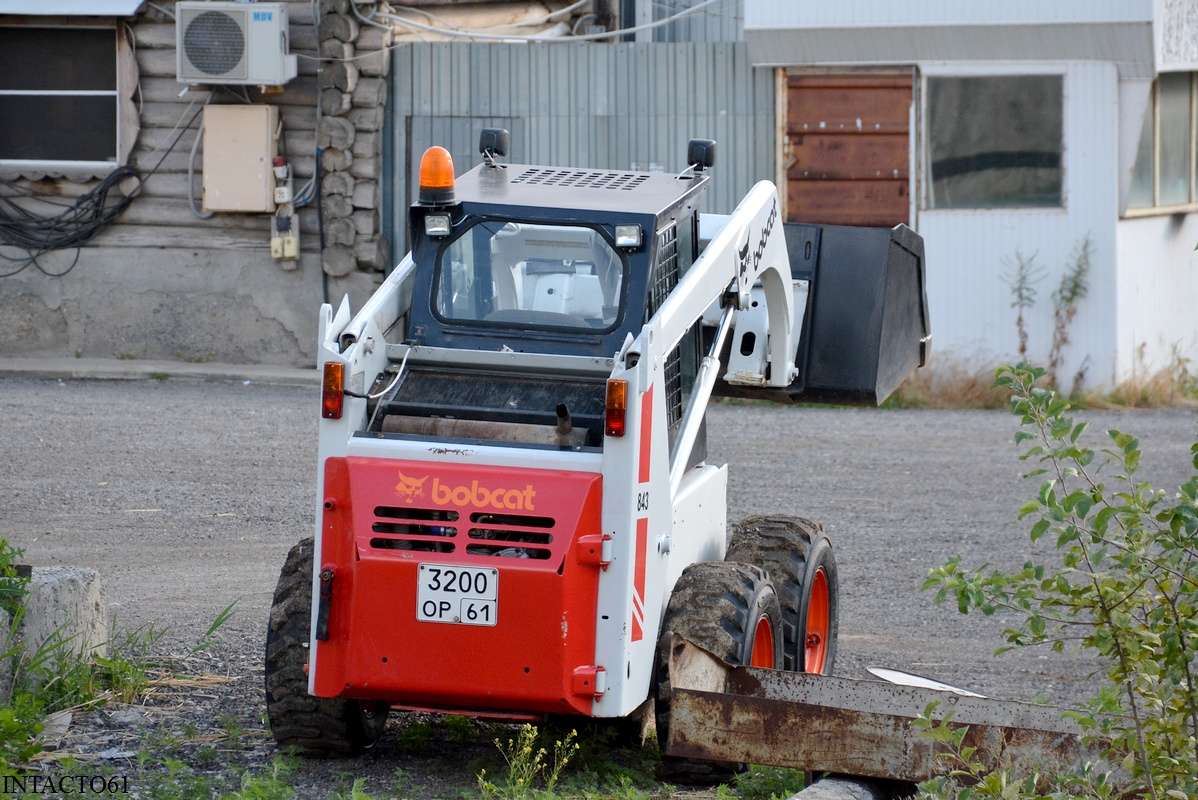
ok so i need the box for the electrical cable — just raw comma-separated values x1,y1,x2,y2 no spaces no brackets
0,104,205,278
187,120,214,220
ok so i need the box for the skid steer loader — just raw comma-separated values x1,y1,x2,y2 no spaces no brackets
265,129,930,772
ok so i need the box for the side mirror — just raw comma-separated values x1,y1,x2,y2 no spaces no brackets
687,138,716,172
479,128,510,158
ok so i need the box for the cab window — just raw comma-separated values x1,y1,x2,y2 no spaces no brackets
435,221,625,331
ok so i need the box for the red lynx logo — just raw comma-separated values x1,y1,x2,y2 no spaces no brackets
395,470,428,503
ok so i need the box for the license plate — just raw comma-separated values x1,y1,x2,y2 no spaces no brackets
417,564,498,626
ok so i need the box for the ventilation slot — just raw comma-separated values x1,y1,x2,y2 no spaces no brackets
462,512,557,559
370,507,459,552
512,168,650,191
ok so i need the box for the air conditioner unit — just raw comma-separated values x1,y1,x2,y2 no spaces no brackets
176,2,298,86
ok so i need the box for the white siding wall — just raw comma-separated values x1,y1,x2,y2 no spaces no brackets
917,61,1122,389
1116,215,1198,376
746,0,1153,28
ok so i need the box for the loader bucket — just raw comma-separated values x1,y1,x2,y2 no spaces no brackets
714,222,930,407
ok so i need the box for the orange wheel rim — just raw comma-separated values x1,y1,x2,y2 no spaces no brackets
750,614,776,668
805,568,830,673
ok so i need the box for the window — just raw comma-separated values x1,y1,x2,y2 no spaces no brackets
926,75,1064,209
0,25,132,173
1128,72,1198,214
435,221,625,331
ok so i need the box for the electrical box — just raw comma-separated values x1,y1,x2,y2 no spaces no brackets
202,105,278,213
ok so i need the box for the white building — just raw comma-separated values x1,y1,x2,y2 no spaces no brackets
745,0,1198,388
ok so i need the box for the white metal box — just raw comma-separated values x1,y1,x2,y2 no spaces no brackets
202,104,278,213
177,2,298,86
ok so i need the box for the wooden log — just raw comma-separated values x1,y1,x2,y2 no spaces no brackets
349,157,378,180
357,25,394,51
354,234,391,271
351,131,381,159
140,102,316,132
117,197,319,234
352,182,381,210
319,13,359,43
324,216,356,247
132,22,175,49
318,116,356,150
321,194,354,219
287,2,316,25
136,127,316,160
320,39,354,60
139,77,320,106
352,77,387,108
322,244,357,276
291,25,319,52
318,61,360,94
347,106,385,131
351,208,379,236
130,149,316,183
320,171,355,197
319,0,349,15
356,49,390,78
320,88,352,116
92,223,268,250
135,48,179,79
321,147,353,173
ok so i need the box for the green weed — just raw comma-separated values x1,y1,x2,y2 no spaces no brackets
478,723,579,799
923,362,1198,798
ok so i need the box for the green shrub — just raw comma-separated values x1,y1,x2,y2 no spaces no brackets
924,363,1198,799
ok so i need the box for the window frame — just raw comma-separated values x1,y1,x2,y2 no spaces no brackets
1124,72,1198,218
0,21,134,178
919,64,1068,213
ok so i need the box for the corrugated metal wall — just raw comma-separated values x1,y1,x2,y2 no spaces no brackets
385,41,774,254
652,0,742,43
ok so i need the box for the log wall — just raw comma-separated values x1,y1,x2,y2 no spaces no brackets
0,0,392,364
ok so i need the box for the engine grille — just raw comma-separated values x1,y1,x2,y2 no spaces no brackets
371,506,556,560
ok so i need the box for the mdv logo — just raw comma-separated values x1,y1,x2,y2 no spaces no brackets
253,11,273,21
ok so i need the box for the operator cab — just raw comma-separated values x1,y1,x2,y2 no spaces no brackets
405,130,713,358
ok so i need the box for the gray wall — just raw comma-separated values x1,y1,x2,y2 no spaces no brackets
386,41,775,256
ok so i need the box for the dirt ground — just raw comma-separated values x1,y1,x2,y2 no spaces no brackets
2,375,1195,795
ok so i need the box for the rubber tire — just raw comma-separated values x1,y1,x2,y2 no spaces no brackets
726,515,839,675
655,561,783,785
265,537,389,757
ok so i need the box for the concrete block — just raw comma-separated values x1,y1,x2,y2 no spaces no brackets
20,567,108,664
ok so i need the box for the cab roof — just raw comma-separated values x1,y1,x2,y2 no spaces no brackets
452,161,709,219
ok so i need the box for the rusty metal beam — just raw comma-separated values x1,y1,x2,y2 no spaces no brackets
664,635,1103,782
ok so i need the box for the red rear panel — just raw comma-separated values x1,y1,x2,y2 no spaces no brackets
314,456,604,716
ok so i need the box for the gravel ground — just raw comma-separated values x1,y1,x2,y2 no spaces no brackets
2,375,1195,797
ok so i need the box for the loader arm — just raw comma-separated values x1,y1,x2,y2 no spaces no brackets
652,181,796,389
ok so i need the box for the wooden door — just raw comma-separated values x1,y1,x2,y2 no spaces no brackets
786,74,912,227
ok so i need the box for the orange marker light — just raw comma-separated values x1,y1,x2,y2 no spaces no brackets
321,362,344,419
418,146,455,205
605,379,627,437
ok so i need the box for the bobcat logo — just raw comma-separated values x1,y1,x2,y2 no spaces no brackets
395,470,428,503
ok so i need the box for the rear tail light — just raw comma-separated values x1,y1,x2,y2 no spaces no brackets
605,379,627,437
322,362,344,419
